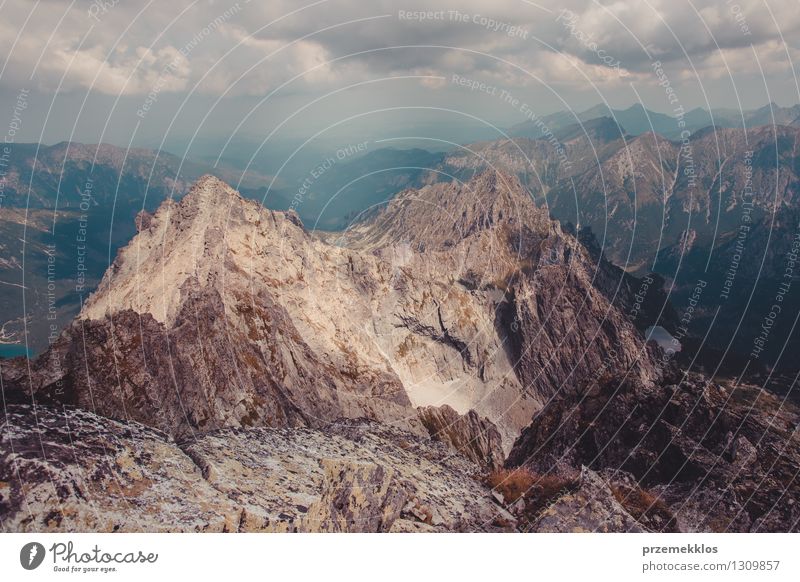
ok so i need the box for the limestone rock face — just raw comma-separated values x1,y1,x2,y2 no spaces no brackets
418,405,503,470
1,405,515,533
322,170,660,446
5,176,420,441
4,171,658,450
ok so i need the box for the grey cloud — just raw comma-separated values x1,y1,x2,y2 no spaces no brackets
1,0,799,98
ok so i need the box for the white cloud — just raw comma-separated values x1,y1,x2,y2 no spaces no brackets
0,0,798,99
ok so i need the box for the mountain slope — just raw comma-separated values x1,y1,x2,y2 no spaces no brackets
0,141,270,355
507,372,800,532
4,172,659,449
442,125,800,369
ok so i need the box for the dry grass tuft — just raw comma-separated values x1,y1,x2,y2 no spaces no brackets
486,467,577,515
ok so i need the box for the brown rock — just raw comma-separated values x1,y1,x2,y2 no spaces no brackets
507,373,800,532
418,405,504,469
1,405,517,533
5,172,658,451
531,468,645,533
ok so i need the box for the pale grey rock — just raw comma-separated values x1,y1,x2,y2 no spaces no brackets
0,405,241,532
1,405,515,533
418,405,504,470
5,171,658,452
531,467,645,533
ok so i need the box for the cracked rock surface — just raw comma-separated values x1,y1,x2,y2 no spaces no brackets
1,405,515,532
3,171,657,452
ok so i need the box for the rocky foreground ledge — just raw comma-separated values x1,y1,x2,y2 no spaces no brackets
4,376,799,533
0,404,513,532
3,404,677,533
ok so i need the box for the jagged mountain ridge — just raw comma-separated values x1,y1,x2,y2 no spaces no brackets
0,141,272,355
4,171,658,450
442,124,800,271
437,124,800,370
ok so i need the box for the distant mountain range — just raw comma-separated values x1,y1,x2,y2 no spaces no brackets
508,102,800,140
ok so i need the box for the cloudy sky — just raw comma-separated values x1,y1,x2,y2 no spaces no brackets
1,0,799,152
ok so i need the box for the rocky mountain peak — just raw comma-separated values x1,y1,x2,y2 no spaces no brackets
9,172,658,454
342,169,550,251
183,173,243,204
81,175,306,326
163,173,255,233
404,168,538,219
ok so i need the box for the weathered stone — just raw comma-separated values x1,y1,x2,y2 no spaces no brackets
303,460,405,532
507,373,800,532
0,405,240,532
1,405,517,532
3,172,658,454
418,405,504,470
531,468,645,533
